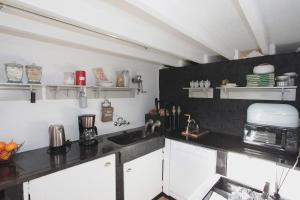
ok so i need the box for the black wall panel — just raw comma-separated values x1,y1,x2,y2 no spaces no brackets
159,52,300,136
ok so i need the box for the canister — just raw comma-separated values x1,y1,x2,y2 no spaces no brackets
75,70,86,86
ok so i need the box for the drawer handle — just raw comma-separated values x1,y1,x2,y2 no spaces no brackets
126,168,132,172
104,162,111,167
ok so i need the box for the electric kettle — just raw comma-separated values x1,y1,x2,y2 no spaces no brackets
49,124,66,149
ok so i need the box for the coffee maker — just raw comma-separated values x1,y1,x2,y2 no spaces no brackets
78,114,98,145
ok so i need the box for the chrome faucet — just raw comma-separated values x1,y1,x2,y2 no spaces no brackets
184,114,199,134
145,119,154,132
151,120,161,134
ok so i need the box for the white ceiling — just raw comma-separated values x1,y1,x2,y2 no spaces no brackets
1,0,300,66
257,0,300,46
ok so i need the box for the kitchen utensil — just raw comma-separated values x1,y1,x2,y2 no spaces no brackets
49,125,66,149
155,98,159,114
172,106,176,130
30,91,36,103
78,88,88,108
4,63,24,83
78,114,98,146
177,106,181,129
283,72,297,86
25,64,42,84
132,75,146,94
253,63,275,74
276,75,289,87
64,72,74,85
101,99,114,122
75,70,86,86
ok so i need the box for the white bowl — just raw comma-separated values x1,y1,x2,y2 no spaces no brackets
253,64,274,74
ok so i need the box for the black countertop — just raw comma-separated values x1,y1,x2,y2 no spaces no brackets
0,127,164,191
1,127,299,193
165,131,300,169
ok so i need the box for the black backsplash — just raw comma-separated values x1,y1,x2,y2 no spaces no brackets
159,52,300,136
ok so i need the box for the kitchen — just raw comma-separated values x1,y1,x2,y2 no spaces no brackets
0,0,300,200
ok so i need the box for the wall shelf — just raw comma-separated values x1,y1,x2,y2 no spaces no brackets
0,83,136,101
183,87,214,98
216,86,297,101
89,86,135,98
0,83,42,101
46,85,136,99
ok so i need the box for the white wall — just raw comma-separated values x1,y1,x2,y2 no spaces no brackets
0,33,160,152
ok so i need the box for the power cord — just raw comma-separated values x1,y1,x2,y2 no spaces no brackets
273,149,300,199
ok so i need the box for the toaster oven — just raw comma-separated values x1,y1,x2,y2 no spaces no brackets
243,103,299,154
243,123,299,154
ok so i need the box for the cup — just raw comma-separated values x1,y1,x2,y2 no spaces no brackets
199,80,204,88
204,80,211,88
190,81,195,88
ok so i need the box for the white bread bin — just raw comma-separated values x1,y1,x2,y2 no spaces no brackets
247,103,299,128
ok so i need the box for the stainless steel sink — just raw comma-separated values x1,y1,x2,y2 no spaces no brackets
107,130,147,145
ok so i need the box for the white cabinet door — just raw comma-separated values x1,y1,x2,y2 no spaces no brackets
227,152,276,191
124,149,163,200
168,140,217,200
25,154,116,200
227,152,300,200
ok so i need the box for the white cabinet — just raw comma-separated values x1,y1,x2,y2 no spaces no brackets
124,149,163,200
227,152,276,190
164,139,217,200
227,152,300,200
23,154,116,200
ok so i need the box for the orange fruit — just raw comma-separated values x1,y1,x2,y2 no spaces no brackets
5,142,18,152
0,142,6,151
0,151,11,160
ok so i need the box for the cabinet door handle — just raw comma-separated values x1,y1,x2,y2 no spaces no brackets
104,162,111,167
126,168,132,172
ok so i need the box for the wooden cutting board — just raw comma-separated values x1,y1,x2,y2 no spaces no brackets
181,129,209,139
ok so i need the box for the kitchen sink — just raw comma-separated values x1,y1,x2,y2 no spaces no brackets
107,130,148,145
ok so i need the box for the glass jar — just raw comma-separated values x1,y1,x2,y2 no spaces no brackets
5,63,24,83
116,71,124,87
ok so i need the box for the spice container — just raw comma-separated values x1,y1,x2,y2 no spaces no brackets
283,72,297,86
25,64,42,84
5,63,24,83
101,99,114,122
276,76,289,87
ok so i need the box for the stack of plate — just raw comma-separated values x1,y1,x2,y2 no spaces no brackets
246,73,275,87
